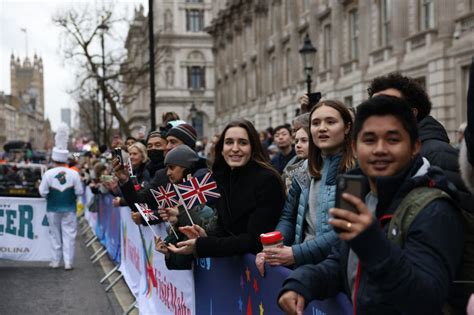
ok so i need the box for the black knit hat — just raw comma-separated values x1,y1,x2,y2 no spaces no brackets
166,124,197,149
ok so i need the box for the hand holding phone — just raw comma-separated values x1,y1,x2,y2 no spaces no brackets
113,147,129,166
333,174,368,233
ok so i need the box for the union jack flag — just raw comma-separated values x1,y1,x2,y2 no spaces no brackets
135,203,160,222
175,172,221,209
150,183,179,209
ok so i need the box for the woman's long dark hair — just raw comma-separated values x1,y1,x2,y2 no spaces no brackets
212,120,281,179
307,99,355,179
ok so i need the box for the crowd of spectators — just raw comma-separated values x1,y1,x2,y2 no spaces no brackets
43,63,474,314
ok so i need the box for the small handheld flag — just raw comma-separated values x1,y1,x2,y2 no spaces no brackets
175,172,221,210
134,203,159,239
150,184,179,209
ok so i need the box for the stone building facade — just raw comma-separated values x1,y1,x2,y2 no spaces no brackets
123,0,215,138
207,0,474,140
0,54,48,149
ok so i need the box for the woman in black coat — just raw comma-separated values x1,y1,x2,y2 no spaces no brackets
168,119,285,257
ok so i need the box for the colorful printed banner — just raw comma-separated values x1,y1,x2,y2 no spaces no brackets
119,206,144,297
137,224,195,315
0,197,52,261
84,192,351,315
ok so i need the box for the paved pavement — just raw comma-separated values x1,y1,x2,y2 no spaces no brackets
0,236,124,315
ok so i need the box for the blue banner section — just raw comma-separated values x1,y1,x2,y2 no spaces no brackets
94,194,121,265
194,254,352,315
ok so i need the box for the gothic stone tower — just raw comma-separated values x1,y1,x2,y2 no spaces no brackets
10,53,45,148
10,53,44,122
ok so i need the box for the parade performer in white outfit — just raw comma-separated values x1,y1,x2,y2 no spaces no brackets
39,124,83,270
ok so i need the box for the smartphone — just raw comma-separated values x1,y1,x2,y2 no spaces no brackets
334,174,368,233
113,148,129,166
307,92,322,109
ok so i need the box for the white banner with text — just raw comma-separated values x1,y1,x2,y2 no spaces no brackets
0,197,52,261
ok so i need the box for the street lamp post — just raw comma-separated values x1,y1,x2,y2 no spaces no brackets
98,20,109,145
299,34,317,94
148,0,157,131
189,102,197,129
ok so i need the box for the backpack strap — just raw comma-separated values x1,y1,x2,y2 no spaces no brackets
387,187,452,247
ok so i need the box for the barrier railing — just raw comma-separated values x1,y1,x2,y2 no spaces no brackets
5,188,352,314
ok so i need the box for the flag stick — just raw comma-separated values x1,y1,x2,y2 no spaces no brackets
168,223,179,239
172,183,195,226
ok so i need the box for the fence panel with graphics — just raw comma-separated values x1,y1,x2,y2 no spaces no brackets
194,254,352,314
82,193,352,315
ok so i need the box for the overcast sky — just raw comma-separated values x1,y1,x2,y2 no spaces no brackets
0,0,145,131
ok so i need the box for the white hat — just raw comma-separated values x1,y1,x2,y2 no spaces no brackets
52,147,69,163
52,123,70,163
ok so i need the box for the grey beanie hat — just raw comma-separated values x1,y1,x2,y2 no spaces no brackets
164,145,199,169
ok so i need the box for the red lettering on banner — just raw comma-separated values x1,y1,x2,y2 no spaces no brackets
155,270,191,315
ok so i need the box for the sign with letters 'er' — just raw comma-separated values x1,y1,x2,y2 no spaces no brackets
0,197,52,261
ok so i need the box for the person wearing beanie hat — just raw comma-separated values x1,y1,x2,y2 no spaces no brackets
155,144,214,270
164,145,199,183
166,123,197,151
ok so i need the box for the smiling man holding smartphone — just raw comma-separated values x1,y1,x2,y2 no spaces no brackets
278,95,465,314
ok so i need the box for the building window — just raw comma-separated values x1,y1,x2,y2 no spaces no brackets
186,9,204,32
420,0,435,30
323,24,332,70
192,112,204,137
187,66,205,89
379,0,391,46
349,9,359,59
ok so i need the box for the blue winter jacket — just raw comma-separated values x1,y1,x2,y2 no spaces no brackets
276,154,341,266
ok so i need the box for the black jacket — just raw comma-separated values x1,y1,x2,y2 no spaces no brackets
418,115,474,211
195,161,285,257
279,155,464,314
418,115,465,190
271,149,296,174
